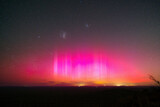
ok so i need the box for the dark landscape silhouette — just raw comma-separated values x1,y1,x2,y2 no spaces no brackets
0,86,160,107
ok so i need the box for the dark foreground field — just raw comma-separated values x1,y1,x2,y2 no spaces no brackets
0,86,160,107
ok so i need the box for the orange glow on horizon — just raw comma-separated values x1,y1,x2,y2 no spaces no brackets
52,51,150,86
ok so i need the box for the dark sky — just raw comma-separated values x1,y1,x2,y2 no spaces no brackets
1,0,160,85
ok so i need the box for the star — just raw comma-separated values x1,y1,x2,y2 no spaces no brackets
85,24,89,28
60,31,66,39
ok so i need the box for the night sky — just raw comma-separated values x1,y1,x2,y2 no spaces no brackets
1,0,160,86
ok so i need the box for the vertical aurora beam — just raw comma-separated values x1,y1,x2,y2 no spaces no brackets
53,51,147,85
53,54,58,76
53,52,111,82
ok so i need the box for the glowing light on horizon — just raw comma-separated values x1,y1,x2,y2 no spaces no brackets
53,51,148,86
77,83,86,87
116,84,123,86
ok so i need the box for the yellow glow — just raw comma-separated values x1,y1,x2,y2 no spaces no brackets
77,83,86,87
94,81,106,84
116,83,123,86
115,83,135,86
